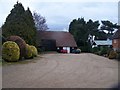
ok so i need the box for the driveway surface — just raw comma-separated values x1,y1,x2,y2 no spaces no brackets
2,53,119,88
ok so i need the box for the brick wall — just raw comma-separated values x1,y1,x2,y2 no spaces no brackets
112,39,120,51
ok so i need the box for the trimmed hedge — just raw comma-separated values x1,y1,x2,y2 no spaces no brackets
24,44,33,59
2,41,20,62
7,35,26,59
30,45,38,57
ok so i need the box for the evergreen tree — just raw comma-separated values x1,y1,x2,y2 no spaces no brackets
69,18,101,52
2,2,36,45
2,2,25,37
100,20,120,39
23,7,36,45
101,20,114,34
69,18,87,43
101,20,120,34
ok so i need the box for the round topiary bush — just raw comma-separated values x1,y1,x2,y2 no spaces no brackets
7,36,26,59
108,50,117,59
2,41,20,62
30,45,38,57
24,44,33,59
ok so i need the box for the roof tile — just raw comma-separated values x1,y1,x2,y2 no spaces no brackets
36,31,77,47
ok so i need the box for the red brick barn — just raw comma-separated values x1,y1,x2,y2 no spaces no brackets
36,31,77,53
112,29,120,52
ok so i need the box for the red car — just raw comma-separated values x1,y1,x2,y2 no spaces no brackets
60,50,67,53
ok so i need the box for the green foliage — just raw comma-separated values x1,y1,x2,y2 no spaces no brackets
116,53,120,60
30,45,38,57
69,18,119,53
79,42,92,52
23,7,37,45
95,31,107,40
2,2,36,46
101,20,120,34
107,47,113,57
108,50,117,59
2,41,20,62
24,44,33,59
99,46,109,56
92,47,100,54
37,48,42,53
92,46,111,56
69,18,100,52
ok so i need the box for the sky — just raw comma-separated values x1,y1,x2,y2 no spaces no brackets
0,0,119,31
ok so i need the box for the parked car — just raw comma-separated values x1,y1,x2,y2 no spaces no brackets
72,48,81,54
60,50,67,53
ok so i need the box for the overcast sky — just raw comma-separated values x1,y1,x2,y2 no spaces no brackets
0,0,119,31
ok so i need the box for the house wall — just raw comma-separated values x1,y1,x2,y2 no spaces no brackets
112,39,120,51
66,47,70,53
41,39,56,51
63,47,70,53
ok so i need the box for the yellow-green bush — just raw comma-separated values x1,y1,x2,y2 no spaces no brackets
2,41,20,62
30,45,38,57
108,50,117,59
24,44,33,59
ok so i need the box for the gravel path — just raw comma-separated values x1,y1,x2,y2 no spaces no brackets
2,53,119,88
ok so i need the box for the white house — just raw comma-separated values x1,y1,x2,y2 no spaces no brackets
93,39,112,48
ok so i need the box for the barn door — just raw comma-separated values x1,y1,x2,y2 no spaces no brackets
41,39,56,51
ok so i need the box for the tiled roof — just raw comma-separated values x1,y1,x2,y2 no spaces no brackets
36,31,77,47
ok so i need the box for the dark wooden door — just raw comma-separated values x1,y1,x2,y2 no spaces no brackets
41,39,56,51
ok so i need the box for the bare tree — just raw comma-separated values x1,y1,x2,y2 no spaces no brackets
33,11,48,31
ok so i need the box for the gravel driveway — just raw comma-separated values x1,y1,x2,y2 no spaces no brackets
2,53,119,88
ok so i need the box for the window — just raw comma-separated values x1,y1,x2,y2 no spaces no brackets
114,40,117,44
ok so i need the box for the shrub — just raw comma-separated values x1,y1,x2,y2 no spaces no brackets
30,45,38,57
92,47,100,54
37,47,41,52
2,41,20,62
107,48,113,57
7,35,26,59
108,50,117,59
99,46,109,56
24,44,33,59
116,53,120,60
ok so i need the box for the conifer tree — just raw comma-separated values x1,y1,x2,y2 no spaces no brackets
2,2,36,45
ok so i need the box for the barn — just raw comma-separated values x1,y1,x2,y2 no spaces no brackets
112,29,120,52
36,31,77,53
